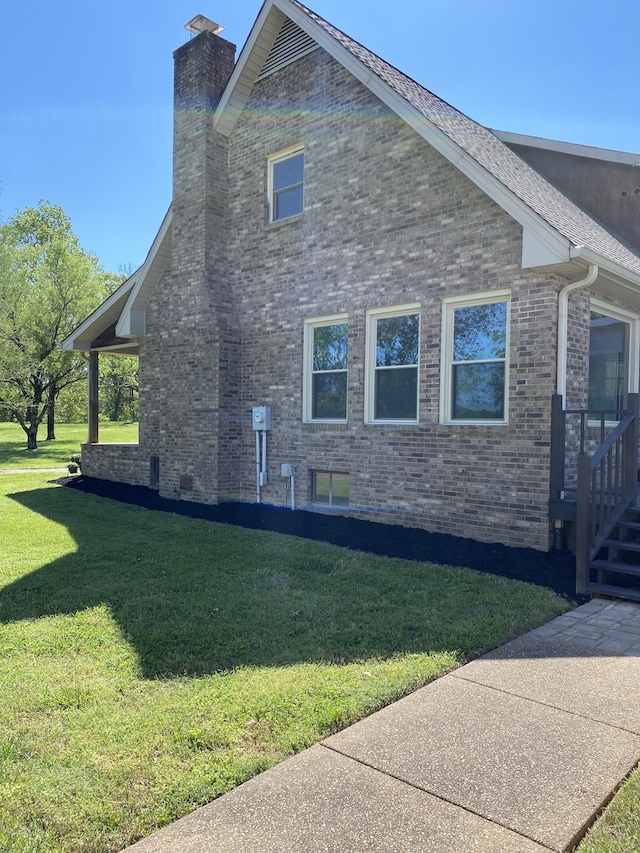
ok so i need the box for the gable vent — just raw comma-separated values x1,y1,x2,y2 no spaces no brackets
257,18,318,80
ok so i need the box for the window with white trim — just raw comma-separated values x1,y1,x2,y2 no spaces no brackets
366,305,420,423
268,145,304,222
441,292,510,424
303,315,348,422
588,300,639,417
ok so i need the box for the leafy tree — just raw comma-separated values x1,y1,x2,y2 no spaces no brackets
0,202,109,448
100,355,139,421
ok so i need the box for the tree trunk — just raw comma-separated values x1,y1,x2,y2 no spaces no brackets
47,397,56,441
24,404,40,450
27,423,39,450
46,385,56,440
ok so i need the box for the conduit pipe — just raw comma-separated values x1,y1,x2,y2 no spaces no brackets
255,431,261,503
556,264,599,399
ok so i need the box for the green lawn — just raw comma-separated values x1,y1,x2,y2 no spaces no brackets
0,421,138,470
0,465,572,853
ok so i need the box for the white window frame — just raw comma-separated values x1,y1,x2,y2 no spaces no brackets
267,143,304,223
303,313,348,424
365,303,421,425
440,290,511,426
588,298,639,423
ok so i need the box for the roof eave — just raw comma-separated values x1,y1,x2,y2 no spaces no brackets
61,277,138,353
116,207,172,338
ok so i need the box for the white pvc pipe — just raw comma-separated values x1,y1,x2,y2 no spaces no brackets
291,470,296,511
556,264,599,399
261,429,267,485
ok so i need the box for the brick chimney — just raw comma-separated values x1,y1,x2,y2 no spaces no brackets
158,21,238,505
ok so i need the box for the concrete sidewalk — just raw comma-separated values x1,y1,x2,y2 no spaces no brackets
124,599,640,853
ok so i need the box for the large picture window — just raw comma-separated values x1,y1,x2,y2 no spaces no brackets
366,305,420,423
441,292,510,424
588,302,638,417
303,315,348,422
268,145,304,222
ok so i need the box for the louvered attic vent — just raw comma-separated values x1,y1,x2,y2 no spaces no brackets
257,18,318,80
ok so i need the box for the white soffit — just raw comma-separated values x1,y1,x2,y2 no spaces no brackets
61,277,137,352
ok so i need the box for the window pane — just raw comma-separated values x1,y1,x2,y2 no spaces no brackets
589,312,628,414
274,186,303,220
313,472,330,504
376,315,419,367
452,362,505,420
331,473,350,507
273,153,303,190
453,302,506,361
375,367,417,419
312,372,347,419
313,324,348,371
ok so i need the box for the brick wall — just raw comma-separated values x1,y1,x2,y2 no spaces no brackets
220,49,560,550
85,34,636,553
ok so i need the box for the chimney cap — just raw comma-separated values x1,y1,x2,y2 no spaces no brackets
185,14,224,36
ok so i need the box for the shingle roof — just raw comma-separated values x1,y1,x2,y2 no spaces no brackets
292,1,640,278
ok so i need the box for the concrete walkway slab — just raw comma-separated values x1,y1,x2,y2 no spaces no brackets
125,744,548,853
457,636,640,734
325,676,640,852
121,600,640,853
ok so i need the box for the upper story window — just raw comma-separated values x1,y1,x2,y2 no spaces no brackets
441,291,510,425
365,305,420,424
588,300,639,418
268,144,304,222
303,315,348,422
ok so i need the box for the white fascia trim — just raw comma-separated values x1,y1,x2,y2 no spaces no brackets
60,277,137,351
215,0,572,270
494,129,640,166
570,245,640,291
116,207,173,338
213,3,287,135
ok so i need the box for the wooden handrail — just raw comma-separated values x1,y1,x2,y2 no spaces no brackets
575,393,639,594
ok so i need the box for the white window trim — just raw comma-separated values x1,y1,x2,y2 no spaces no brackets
440,289,511,426
588,298,640,424
303,313,348,424
365,303,421,425
267,143,304,224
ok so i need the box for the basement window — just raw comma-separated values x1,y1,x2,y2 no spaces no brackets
312,471,349,507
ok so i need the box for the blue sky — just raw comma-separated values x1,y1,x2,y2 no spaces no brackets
2,0,639,273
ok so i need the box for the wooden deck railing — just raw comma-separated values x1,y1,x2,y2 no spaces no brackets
574,393,639,594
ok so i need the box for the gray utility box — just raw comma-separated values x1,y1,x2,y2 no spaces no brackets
252,406,272,430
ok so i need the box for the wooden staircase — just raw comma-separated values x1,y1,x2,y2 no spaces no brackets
588,504,640,602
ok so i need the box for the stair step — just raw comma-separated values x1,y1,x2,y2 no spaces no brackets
603,539,640,553
590,559,640,578
617,520,640,532
586,582,640,603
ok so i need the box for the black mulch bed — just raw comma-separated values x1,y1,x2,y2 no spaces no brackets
58,475,583,602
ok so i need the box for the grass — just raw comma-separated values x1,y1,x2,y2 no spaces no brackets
577,768,640,852
0,463,571,853
0,421,138,470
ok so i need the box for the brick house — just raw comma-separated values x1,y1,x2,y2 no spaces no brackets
64,0,640,578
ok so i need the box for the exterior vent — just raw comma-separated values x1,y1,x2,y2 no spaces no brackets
257,18,318,80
